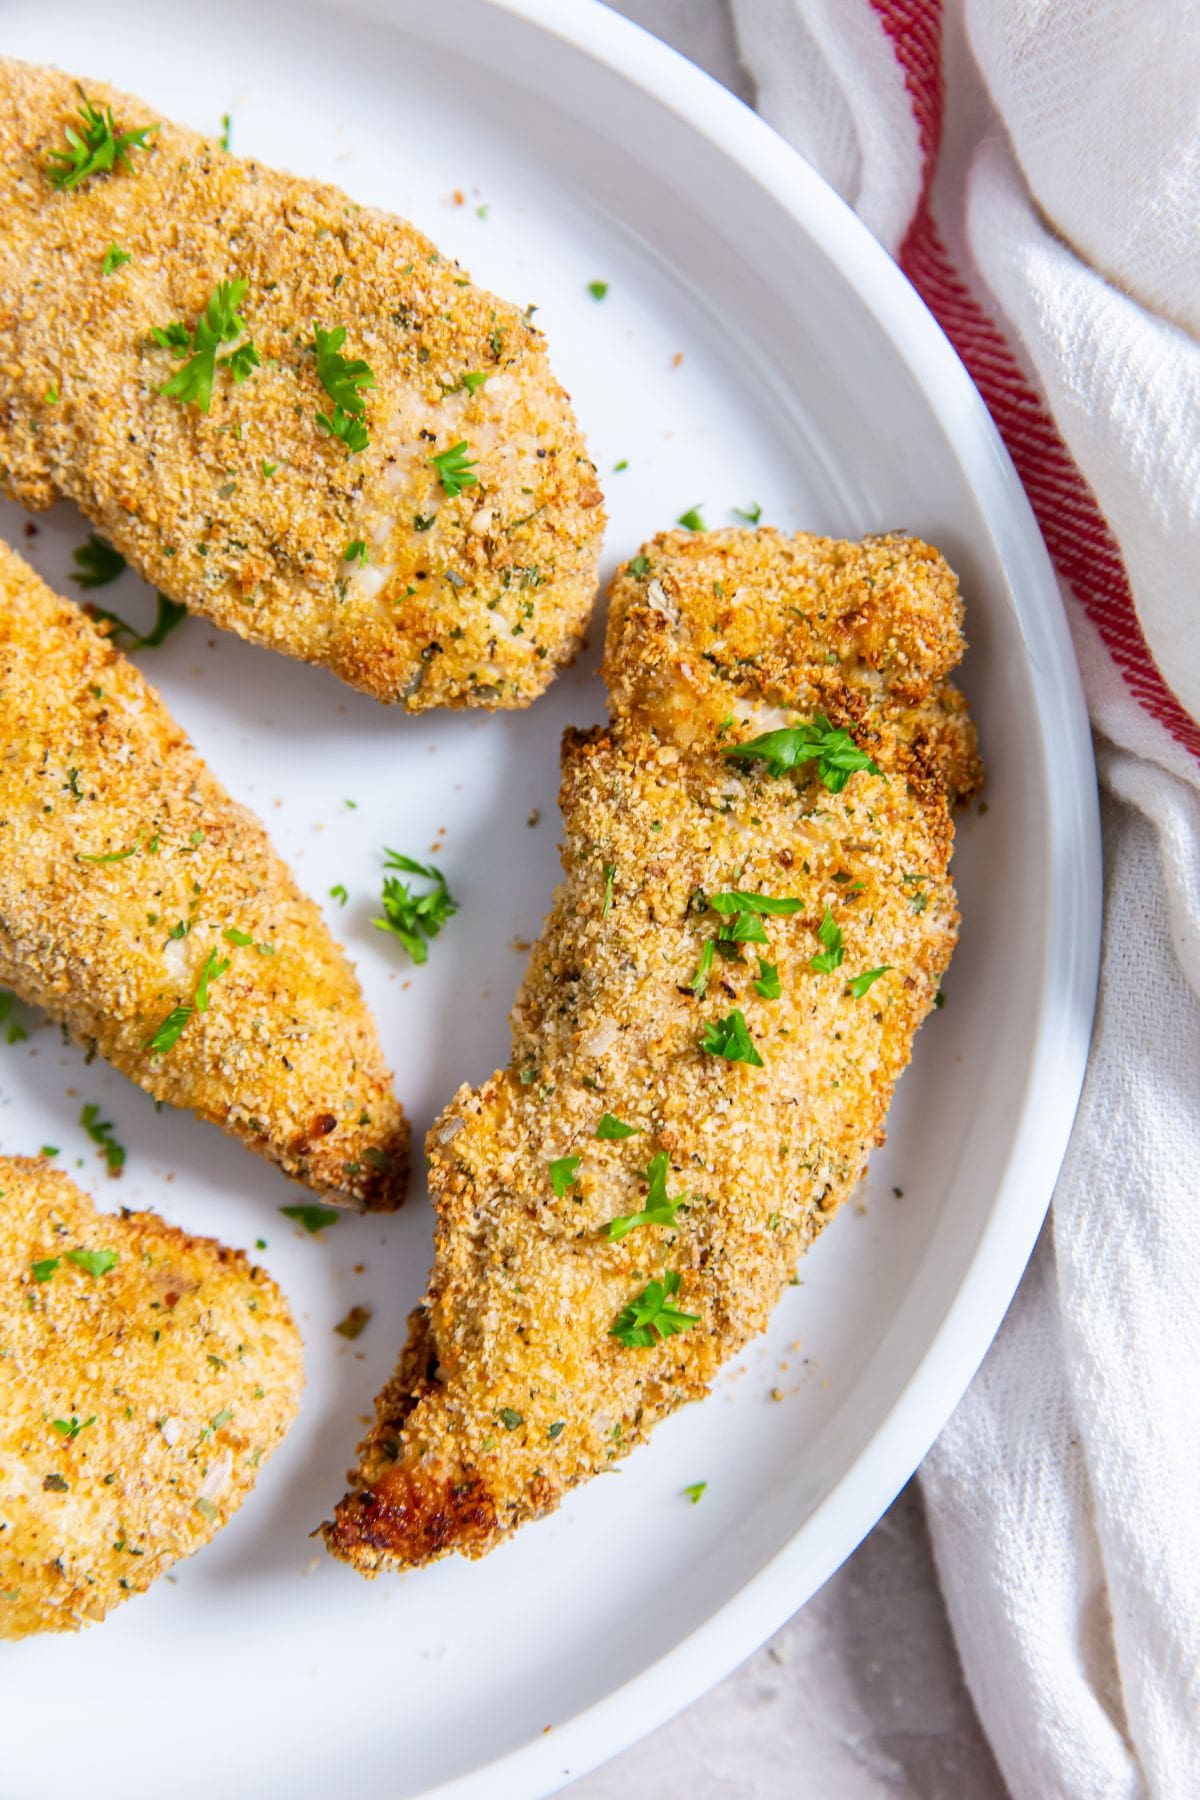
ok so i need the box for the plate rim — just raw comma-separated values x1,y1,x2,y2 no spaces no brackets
383,0,1101,1793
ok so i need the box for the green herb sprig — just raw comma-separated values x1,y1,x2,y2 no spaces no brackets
373,851,457,964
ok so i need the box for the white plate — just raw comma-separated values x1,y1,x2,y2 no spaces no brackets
0,2,1100,1794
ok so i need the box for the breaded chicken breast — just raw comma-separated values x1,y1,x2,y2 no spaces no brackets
0,60,604,709
0,1155,303,1638
0,542,406,1207
324,527,982,1571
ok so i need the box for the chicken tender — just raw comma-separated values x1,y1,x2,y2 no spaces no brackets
324,527,982,1571
0,60,604,709
0,541,406,1207
0,1155,303,1638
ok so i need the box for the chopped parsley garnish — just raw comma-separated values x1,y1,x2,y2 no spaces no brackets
848,965,893,998
461,371,488,395
601,861,616,918
549,1155,581,1198
40,1145,59,1158
344,539,368,566
608,1151,684,1240
222,927,253,948
261,460,278,479
413,513,436,531
689,939,715,998
610,1270,699,1347
429,439,479,497
810,909,845,973
219,112,232,152
700,1007,763,1066
0,990,27,1044
373,851,458,964
101,243,131,275
677,506,706,532
683,1481,707,1504
145,945,229,1056
145,1005,192,1055
334,1304,372,1339
76,840,139,864
614,459,629,472
718,909,767,945
499,1407,524,1431
71,533,126,590
90,592,188,650
754,958,781,999
733,502,762,525
193,947,230,1013
279,1202,340,1235
722,716,881,793
312,323,375,452
596,1112,640,1140
45,89,155,190
628,554,650,578
329,884,348,906
154,279,260,413
52,1415,96,1442
80,1103,126,1175
709,891,801,918
32,1258,60,1283
65,1247,119,1278
587,280,609,301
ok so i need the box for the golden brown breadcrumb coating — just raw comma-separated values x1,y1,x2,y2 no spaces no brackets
0,541,407,1206
0,1155,303,1638
324,527,981,1571
0,59,604,709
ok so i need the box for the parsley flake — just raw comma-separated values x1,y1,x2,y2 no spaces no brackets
700,1008,763,1066
460,371,488,395
154,279,260,413
32,1258,60,1283
312,323,375,452
334,1304,372,1339
683,1481,707,1504
80,1103,126,1175
722,716,881,793
71,533,126,589
677,505,706,532
587,280,609,301
344,539,368,566
733,502,762,525
610,1270,699,1347
689,939,715,998
754,959,781,999
101,243,131,275
279,1203,340,1235
709,891,801,918
89,592,188,650
595,1113,640,1140
373,851,458,964
329,883,348,906
45,89,155,190
810,909,845,974
52,1415,96,1442
608,1151,685,1240
430,440,479,497
628,554,650,578
65,1247,119,1278
848,965,893,998
549,1155,581,1198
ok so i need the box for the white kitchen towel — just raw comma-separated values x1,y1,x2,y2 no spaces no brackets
728,3,1200,1796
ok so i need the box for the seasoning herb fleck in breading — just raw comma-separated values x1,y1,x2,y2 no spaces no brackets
0,59,604,710
0,1156,303,1638
0,541,407,1208
323,526,981,1572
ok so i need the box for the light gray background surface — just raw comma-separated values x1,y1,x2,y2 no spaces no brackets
569,7,1007,1795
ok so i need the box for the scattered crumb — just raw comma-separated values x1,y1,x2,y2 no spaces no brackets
770,1387,785,1403
334,1304,372,1341
527,808,540,828
671,351,684,368
511,937,531,953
